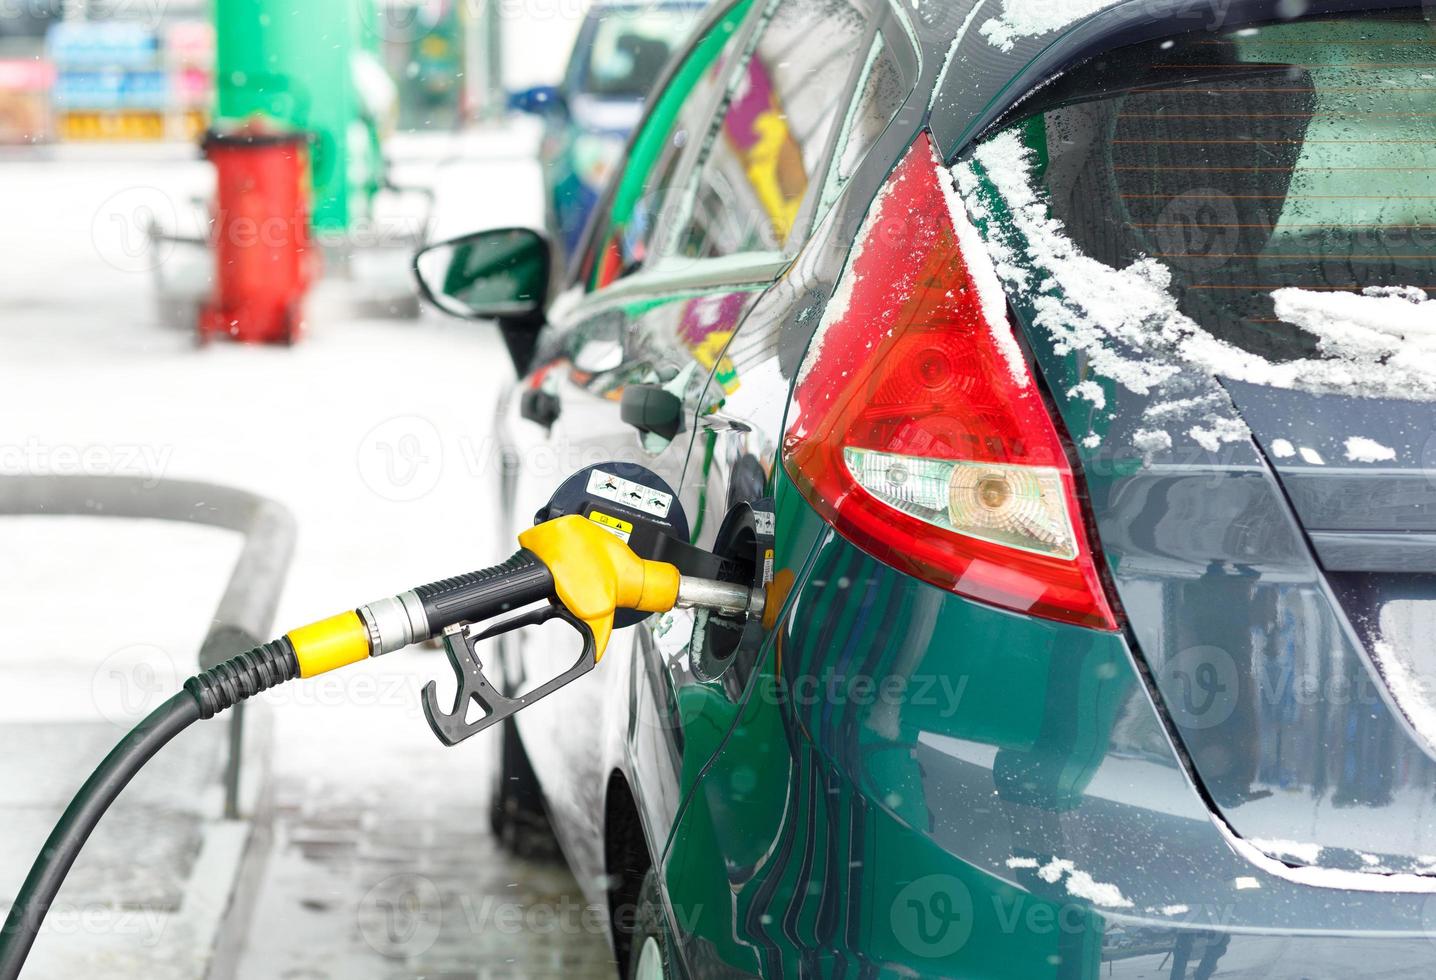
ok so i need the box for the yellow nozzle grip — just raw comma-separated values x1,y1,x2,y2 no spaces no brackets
287,610,371,678
518,515,680,660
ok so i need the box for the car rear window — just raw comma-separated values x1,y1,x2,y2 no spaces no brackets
970,9,1436,366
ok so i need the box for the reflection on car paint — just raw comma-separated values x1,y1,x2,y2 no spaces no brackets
678,292,749,393
723,53,807,243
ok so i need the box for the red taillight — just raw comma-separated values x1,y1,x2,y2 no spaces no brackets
782,134,1118,631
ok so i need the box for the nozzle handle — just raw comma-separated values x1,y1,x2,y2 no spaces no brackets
412,549,555,635
421,603,596,746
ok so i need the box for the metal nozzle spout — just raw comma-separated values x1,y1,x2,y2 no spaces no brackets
675,576,765,618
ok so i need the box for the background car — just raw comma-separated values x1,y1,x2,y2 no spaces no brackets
510,0,703,264
421,0,1436,975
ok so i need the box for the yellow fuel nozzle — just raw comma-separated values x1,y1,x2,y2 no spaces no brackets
284,513,720,684
282,510,765,683
518,514,681,659
418,515,694,746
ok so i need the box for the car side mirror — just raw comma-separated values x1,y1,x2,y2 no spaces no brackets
620,383,685,441
508,85,565,117
412,227,552,376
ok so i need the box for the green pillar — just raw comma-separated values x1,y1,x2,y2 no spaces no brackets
214,0,368,232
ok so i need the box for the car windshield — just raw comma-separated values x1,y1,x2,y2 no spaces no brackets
580,8,694,98
960,9,1435,380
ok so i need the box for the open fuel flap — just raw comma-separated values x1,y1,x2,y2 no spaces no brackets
689,499,776,684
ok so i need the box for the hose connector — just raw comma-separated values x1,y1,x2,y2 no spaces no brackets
358,590,430,656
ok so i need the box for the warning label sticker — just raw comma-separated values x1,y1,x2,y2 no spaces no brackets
586,470,673,518
588,510,634,543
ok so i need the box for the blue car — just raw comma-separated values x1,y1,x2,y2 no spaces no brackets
512,0,703,262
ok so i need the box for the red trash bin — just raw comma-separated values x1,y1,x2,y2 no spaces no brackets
198,126,316,345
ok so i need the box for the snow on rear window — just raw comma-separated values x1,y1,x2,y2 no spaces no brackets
954,13,1436,420
1272,287,1436,372
955,129,1436,407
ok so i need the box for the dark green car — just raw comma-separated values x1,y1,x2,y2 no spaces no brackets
417,0,1436,975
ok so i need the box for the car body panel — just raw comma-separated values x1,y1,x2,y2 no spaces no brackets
1014,288,1436,873
1220,381,1436,538
620,0,931,876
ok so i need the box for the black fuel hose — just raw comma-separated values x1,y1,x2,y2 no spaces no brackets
0,694,197,979
0,642,300,979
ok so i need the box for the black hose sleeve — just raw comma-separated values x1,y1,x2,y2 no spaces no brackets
184,638,299,719
413,548,555,634
0,692,202,980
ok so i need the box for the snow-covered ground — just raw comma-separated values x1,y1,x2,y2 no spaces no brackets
0,128,616,978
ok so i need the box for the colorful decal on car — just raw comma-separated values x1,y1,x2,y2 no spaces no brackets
723,54,806,243
678,292,748,393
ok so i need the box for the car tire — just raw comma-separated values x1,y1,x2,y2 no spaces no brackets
488,718,561,860
626,868,671,980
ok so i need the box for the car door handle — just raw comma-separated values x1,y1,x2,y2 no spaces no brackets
696,410,751,433
520,387,561,429
620,384,685,440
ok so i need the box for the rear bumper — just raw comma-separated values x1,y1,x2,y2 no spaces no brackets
658,481,1436,978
